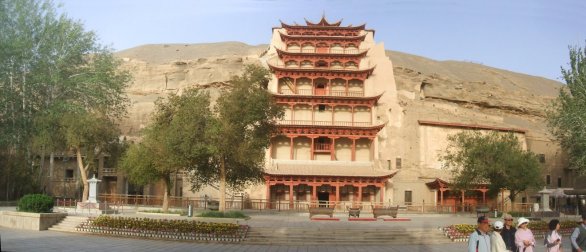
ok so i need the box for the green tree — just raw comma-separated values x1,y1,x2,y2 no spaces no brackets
199,64,283,211
121,64,282,212
0,0,131,200
548,43,586,175
440,131,543,202
118,90,212,212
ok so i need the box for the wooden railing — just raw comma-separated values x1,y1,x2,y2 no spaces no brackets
58,194,579,216
283,48,365,55
278,120,372,127
278,88,365,97
268,58,370,71
90,195,495,214
102,168,116,174
314,143,330,151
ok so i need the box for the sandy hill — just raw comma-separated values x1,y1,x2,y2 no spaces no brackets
116,42,267,65
115,42,564,138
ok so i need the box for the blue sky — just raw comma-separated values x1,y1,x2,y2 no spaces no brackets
57,0,586,82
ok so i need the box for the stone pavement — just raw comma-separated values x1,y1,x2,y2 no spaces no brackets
0,225,575,252
1,226,466,252
0,210,576,251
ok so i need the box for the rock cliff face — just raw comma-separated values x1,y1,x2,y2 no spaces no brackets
116,42,267,137
115,42,563,139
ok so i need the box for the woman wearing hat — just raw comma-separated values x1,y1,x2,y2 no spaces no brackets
515,217,536,252
544,219,562,252
491,220,510,252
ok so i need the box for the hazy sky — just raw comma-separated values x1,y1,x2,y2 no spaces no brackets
57,0,586,82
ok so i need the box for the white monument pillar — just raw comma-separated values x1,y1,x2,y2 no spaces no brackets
538,187,552,212
88,175,101,203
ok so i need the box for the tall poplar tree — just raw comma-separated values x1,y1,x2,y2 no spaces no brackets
548,43,586,175
0,0,130,200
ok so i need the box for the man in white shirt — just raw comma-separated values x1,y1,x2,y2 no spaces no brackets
469,216,492,252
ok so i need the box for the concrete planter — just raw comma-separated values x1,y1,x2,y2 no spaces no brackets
0,211,67,230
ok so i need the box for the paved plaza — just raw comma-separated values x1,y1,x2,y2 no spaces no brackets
1,226,466,252
0,209,577,251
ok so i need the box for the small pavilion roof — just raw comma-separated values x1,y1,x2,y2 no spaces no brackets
425,177,490,189
304,15,342,26
279,16,366,30
425,178,451,189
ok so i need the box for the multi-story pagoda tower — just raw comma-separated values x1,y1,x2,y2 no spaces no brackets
259,16,401,208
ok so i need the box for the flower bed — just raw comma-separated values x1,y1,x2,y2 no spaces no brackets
443,220,580,242
76,216,248,242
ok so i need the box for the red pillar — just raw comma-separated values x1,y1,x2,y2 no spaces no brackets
357,185,363,203
345,79,349,96
310,137,315,160
440,188,445,206
461,190,465,211
293,78,297,93
289,182,294,209
379,184,384,203
330,137,336,160
312,184,317,205
369,138,374,161
289,136,294,160
335,184,340,204
266,181,271,209
351,106,355,126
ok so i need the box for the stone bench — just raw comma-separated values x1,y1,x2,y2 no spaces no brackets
309,207,335,218
372,205,399,219
347,207,361,218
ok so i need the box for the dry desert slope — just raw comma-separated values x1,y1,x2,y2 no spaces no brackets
115,42,564,138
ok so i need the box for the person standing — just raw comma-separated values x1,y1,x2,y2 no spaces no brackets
469,216,492,252
501,213,517,251
545,219,562,252
491,220,510,252
515,217,536,252
571,214,586,252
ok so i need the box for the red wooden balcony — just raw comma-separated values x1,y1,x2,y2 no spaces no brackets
277,120,371,127
278,88,364,97
314,143,331,152
280,47,366,55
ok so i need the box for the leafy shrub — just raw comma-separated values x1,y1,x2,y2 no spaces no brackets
197,211,248,219
18,194,54,213
90,216,241,234
453,224,476,234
